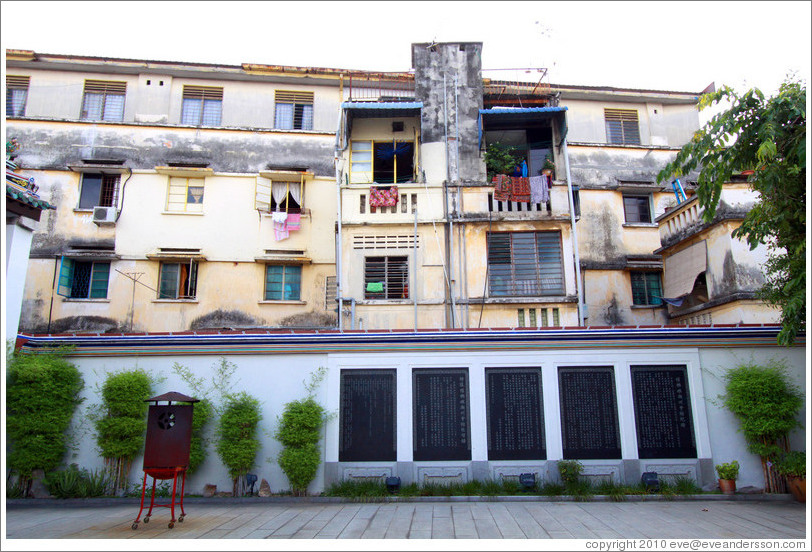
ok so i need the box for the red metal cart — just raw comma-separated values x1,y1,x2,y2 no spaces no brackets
132,391,198,530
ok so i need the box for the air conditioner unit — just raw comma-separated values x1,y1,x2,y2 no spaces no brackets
92,206,117,226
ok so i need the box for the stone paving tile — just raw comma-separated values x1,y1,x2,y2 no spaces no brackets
361,504,396,538
451,504,478,538
431,508,455,538
487,503,527,538
271,506,322,537
384,503,415,538
316,504,361,537
503,502,551,539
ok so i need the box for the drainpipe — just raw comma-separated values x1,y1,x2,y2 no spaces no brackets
562,136,585,326
335,107,344,332
414,208,418,331
442,73,455,328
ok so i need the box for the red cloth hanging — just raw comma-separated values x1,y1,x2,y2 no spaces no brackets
492,174,510,201
510,176,531,203
369,185,399,207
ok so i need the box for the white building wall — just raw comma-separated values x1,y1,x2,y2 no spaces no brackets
5,218,37,340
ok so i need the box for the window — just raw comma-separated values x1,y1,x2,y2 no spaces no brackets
256,180,303,213
264,265,302,301
623,194,652,223
631,271,663,306
158,260,198,299
81,80,126,121
605,108,640,145
181,85,223,126
78,173,120,209
364,256,409,299
6,75,29,117
487,232,564,297
351,140,415,184
166,177,205,212
56,258,110,299
275,90,313,130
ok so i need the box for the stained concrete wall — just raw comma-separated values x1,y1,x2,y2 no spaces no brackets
11,67,342,131
412,42,485,184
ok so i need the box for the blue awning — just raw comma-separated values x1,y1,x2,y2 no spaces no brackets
478,106,568,148
342,102,423,118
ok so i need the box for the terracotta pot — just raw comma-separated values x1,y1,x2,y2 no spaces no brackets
718,478,737,495
787,476,806,503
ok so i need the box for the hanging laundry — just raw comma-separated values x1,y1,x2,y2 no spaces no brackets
368,185,399,207
492,174,510,201
366,282,384,293
509,176,531,203
529,175,550,204
286,213,301,231
272,211,289,241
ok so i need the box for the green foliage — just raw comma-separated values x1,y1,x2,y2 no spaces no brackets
187,398,213,474
774,451,806,478
485,142,523,178
95,369,152,460
557,459,584,485
43,464,111,498
6,350,84,480
215,391,262,482
658,79,806,345
719,360,803,459
127,479,174,498
715,461,740,480
275,367,329,496
670,476,702,495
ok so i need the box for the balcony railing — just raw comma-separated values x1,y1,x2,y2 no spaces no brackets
346,73,415,102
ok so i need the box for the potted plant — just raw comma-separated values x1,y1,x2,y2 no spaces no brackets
542,155,556,180
774,451,806,503
715,461,739,494
484,142,523,180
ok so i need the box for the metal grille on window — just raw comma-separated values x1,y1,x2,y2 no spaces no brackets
70,261,109,299
631,272,663,306
6,75,29,117
605,109,640,145
274,91,313,130
364,256,408,299
487,232,564,297
81,80,126,121
181,86,223,126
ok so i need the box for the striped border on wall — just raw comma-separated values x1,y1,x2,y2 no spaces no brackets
16,325,801,357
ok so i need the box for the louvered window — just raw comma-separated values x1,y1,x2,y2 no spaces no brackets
264,265,302,301
605,109,640,145
181,85,223,126
364,256,409,299
623,194,652,223
487,232,564,297
274,90,313,130
81,80,126,121
6,75,29,117
631,272,663,306
79,173,120,209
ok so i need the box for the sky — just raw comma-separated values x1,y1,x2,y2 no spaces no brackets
2,0,810,97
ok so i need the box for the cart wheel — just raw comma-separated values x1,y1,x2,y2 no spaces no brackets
143,516,149,523
132,523,138,530
168,522,175,529
178,515,185,522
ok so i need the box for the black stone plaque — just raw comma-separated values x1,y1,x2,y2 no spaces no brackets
339,370,396,462
631,365,697,459
486,368,546,460
413,368,470,461
558,367,621,459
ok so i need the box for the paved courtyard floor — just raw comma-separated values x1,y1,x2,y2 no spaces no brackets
4,498,807,542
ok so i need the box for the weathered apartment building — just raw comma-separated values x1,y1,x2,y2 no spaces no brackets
5,43,778,336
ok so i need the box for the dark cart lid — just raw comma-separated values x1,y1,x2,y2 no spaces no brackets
145,391,199,403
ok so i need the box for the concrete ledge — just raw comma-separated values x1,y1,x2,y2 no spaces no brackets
6,493,795,509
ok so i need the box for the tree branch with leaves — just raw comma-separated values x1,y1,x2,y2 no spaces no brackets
658,79,806,345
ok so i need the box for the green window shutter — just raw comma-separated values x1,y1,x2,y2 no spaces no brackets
89,262,110,298
56,257,74,297
284,265,302,300
265,265,284,300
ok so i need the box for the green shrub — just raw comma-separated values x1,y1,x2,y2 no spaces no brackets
44,465,111,498
557,459,583,486
216,391,262,495
484,142,523,179
6,350,84,491
275,368,328,496
95,369,153,495
671,476,702,495
774,451,806,478
719,360,803,493
187,398,213,474
539,482,565,496
715,461,740,480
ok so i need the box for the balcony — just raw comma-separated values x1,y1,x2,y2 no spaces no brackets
345,72,416,102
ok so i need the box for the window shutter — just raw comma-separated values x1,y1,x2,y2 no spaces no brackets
255,177,272,211
274,90,313,104
6,75,30,89
56,257,74,297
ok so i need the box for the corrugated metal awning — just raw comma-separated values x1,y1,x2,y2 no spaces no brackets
479,107,568,148
342,101,422,118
